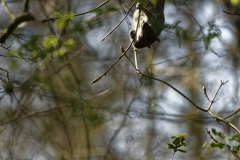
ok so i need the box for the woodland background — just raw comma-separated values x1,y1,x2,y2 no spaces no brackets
0,0,240,159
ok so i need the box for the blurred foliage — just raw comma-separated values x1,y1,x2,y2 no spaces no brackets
204,128,240,158
0,0,239,159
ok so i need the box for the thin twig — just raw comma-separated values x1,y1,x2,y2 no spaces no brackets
223,10,240,16
91,41,133,83
183,1,204,35
122,53,240,134
0,13,34,43
208,110,240,134
224,108,240,119
23,0,29,12
120,46,137,70
101,0,137,42
0,68,20,104
206,128,231,149
140,73,206,112
41,0,111,23
49,50,80,77
171,152,176,160
0,54,32,61
205,80,228,111
105,97,136,157
0,44,11,50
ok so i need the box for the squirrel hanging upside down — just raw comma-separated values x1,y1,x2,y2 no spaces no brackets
130,1,165,49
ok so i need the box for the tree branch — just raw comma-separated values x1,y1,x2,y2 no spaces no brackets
1,0,15,19
0,13,34,43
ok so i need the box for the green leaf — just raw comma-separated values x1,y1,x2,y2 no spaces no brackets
138,0,149,6
211,128,224,139
178,133,187,139
43,36,58,50
166,143,175,149
177,149,187,153
173,137,181,146
210,142,224,149
104,6,118,14
173,21,182,29
229,134,239,141
57,19,67,30
55,12,75,30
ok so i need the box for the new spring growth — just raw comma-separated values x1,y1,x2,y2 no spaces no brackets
202,86,207,97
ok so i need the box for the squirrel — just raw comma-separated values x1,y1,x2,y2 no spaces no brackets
130,1,165,49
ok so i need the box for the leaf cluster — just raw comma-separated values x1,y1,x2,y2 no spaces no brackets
204,128,240,157
166,133,187,154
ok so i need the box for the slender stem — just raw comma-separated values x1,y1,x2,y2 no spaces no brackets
224,108,240,119
42,0,111,23
207,110,240,134
140,73,206,112
206,128,231,149
205,80,228,111
1,0,15,19
120,46,137,70
171,152,175,160
91,41,133,83
75,0,110,17
183,2,204,35
101,0,137,42
223,10,240,16
123,55,240,134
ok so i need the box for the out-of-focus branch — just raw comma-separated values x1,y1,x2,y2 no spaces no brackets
41,0,111,23
0,43,11,50
101,0,137,42
0,0,34,43
223,10,240,16
182,1,204,35
91,41,133,83
119,47,240,134
0,13,34,43
206,128,231,149
1,0,15,19
23,0,29,13
224,108,240,119
204,81,227,111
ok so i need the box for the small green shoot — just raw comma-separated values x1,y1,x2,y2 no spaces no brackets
166,133,187,160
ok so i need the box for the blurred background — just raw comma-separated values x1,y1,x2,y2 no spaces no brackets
0,0,240,159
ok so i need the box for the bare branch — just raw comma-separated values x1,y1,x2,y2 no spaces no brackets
206,128,231,149
1,0,15,19
121,51,240,134
0,13,34,43
41,0,111,23
23,0,30,12
139,72,206,112
224,108,240,119
0,43,11,50
183,1,204,35
205,80,228,111
223,10,240,16
91,41,133,83
101,0,137,42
